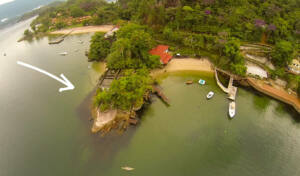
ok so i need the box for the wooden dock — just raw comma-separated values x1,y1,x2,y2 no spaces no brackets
97,69,121,90
152,85,170,105
48,30,73,45
215,69,237,101
49,38,64,44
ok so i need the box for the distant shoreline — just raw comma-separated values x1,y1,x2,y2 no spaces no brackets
49,25,115,35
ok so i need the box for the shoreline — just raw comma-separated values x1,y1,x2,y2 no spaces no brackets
92,58,299,134
49,25,115,35
151,58,214,77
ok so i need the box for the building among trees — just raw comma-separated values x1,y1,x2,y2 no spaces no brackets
149,45,172,65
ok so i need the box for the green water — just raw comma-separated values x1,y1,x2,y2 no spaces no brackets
1,19,300,176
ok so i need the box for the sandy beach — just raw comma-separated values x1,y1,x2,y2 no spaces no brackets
151,58,214,76
50,25,115,35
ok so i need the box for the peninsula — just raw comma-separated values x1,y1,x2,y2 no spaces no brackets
22,0,300,134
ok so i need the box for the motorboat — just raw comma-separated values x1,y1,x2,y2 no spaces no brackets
59,52,68,56
229,101,236,118
198,79,206,85
121,166,134,171
206,91,214,99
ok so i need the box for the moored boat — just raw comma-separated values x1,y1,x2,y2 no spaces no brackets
121,166,134,171
229,101,236,118
198,79,206,85
206,91,214,99
185,80,193,85
59,52,68,56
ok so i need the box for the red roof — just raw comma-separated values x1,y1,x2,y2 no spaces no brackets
149,45,172,64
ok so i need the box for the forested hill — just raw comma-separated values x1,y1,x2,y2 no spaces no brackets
118,0,299,44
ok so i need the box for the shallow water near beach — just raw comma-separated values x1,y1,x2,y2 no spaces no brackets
1,19,300,176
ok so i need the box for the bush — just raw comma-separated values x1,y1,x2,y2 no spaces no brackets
55,21,66,29
271,40,294,67
94,69,152,111
88,33,111,61
70,6,85,17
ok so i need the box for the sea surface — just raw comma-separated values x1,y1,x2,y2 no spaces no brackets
0,19,300,176
0,0,59,28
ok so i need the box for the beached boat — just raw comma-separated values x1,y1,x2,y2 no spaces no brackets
229,101,236,118
59,52,68,56
206,91,214,99
185,80,193,85
121,166,134,171
198,79,206,85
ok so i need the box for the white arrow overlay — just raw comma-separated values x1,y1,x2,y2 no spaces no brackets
17,61,75,92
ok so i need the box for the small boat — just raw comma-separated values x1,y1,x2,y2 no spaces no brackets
198,79,206,85
121,166,134,171
206,91,214,99
59,52,68,56
185,80,193,85
229,101,236,118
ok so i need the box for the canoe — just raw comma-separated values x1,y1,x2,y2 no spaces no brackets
229,101,236,118
185,80,193,85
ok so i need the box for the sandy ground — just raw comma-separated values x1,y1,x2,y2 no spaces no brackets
151,58,214,76
50,25,115,35
246,62,268,78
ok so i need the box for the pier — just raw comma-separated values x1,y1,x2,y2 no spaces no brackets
247,78,300,114
97,69,121,90
152,85,170,105
215,68,238,101
48,30,73,45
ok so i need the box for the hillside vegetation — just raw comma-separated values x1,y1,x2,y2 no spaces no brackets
25,0,300,98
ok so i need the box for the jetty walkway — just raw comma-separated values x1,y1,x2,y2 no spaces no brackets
48,30,74,45
152,85,170,105
215,68,238,101
247,78,300,113
97,69,121,90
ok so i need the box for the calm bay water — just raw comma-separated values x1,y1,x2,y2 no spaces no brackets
0,19,300,176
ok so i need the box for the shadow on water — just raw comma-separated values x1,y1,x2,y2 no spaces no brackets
240,85,300,123
276,103,300,123
76,88,140,173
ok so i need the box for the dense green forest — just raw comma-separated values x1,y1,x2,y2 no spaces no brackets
25,0,300,107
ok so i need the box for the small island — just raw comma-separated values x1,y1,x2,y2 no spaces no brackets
22,0,300,134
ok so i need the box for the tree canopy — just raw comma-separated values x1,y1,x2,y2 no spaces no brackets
271,40,295,67
88,32,112,61
106,23,160,69
94,69,152,111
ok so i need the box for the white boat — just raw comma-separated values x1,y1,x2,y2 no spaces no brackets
59,52,68,56
206,91,214,99
198,79,206,85
121,166,134,171
229,101,236,118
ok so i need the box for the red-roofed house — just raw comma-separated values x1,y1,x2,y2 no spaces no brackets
149,45,172,64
